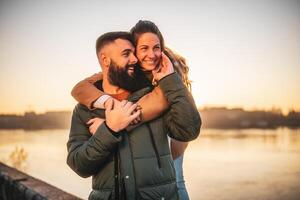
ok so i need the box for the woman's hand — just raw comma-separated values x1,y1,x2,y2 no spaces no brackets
152,52,174,82
87,118,105,135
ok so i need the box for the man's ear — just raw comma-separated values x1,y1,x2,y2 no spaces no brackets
99,53,111,68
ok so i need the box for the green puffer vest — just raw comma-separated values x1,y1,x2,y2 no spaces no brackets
67,73,201,200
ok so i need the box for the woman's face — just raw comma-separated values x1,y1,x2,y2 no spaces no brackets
136,32,162,71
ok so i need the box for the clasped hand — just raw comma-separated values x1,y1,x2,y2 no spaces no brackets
87,98,141,134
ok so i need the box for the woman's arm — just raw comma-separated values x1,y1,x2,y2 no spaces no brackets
71,72,104,109
71,72,169,122
171,140,189,160
136,86,169,121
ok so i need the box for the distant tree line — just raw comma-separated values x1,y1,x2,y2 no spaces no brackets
0,111,71,129
201,107,300,129
0,108,299,130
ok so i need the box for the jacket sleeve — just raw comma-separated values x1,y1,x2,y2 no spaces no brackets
159,72,201,142
71,72,104,109
66,105,121,178
71,72,169,122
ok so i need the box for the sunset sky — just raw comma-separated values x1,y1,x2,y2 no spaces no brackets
0,0,299,114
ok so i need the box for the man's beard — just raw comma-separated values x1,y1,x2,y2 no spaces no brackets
108,61,142,92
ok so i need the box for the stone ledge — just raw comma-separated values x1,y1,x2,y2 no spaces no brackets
0,162,82,200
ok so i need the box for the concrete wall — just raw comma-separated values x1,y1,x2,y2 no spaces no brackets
0,162,82,200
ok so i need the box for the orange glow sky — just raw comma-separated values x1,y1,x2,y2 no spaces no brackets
0,0,299,114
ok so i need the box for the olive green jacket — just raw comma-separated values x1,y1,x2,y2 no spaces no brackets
67,73,201,200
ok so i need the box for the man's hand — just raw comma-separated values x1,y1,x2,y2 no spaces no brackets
87,118,105,135
152,52,174,81
105,98,141,132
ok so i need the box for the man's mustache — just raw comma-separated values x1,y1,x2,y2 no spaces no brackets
125,64,137,70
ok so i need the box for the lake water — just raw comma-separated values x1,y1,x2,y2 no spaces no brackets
0,128,300,200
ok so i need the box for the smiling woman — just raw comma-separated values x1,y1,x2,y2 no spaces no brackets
135,32,162,71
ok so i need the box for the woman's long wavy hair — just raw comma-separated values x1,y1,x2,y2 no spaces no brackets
130,20,192,91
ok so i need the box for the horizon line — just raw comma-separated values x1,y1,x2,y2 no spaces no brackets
1,105,299,116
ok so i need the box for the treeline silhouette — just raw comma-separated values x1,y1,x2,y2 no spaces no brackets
201,107,300,129
0,111,71,129
0,108,299,130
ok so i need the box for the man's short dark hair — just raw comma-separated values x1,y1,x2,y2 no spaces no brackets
95,31,134,54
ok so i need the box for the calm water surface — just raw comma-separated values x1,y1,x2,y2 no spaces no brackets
0,128,300,200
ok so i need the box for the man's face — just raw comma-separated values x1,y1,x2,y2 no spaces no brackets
106,39,140,91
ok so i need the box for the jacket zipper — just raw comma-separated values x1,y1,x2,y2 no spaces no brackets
146,124,161,168
114,149,120,200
